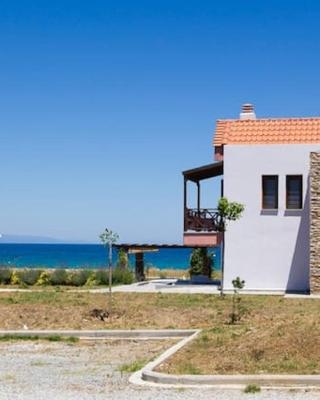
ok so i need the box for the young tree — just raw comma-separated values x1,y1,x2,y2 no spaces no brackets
217,197,244,296
117,248,128,270
189,248,213,278
99,228,119,313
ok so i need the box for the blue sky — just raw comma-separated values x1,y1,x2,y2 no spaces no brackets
1,0,320,243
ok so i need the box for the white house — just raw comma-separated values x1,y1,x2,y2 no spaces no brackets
183,104,320,294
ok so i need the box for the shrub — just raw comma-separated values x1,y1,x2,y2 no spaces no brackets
36,271,51,286
85,274,99,287
117,248,128,270
49,269,68,285
10,271,21,285
17,269,43,286
0,268,12,284
68,270,92,286
112,267,134,285
189,248,213,277
95,270,108,285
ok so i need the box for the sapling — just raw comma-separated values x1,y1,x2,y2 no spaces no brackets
217,198,244,296
99,228,119,315
229,276,246,324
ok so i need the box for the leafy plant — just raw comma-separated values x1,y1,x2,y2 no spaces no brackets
112,267,134,285
189,248,213,277
17,269,43,286
229,276,246,324
10,271,21,285
217,197,244,295
117,248,128,270
0,268,12,284
68,270,92,286
36,271,51,286
49,269,68,285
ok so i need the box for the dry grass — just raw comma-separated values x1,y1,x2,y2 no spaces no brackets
145,268,221,280
157,296,320,375
1,290,320,374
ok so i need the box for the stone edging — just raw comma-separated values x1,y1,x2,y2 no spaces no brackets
130,330,320,389
0,329,194,340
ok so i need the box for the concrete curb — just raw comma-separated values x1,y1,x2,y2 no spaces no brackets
129,330,320,390
0,329,195,340
3,329,320,389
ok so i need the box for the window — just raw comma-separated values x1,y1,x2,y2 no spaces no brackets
262,175,278,209
286,175,303,209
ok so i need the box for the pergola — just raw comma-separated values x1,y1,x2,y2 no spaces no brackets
114,243,208,282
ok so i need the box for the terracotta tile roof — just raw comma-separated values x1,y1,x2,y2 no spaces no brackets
213,118,320,146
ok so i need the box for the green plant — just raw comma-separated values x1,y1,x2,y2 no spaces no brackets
10,271,21,285
68,270,92,286
217,197,244,296
36,271,51,286
17,269,43,286
117,248,128,270
85,274,99,287
0,268,12,284
244,384,261,394
112,267,134,285
119,359,146,373
49,269,68,285
189,248,213,277
95,270,108,285
229,276,246,324
99,228,119,314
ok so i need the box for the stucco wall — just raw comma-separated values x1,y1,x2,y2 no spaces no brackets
223,144,320,292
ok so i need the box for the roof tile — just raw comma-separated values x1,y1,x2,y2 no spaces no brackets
213,118,320,146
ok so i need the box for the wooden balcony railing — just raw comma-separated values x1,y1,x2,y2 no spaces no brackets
184,208,222,232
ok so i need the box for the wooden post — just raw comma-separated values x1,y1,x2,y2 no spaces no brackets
197,181,200,212
135,252,145,282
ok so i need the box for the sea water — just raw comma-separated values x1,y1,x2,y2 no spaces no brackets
0,243,221,270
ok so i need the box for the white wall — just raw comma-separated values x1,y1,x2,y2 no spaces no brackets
223,144,320,292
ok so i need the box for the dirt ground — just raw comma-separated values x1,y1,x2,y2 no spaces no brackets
2,291,320,375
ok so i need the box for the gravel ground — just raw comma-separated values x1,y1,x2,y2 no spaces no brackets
0,340,320,400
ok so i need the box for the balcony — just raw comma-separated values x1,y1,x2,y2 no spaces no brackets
182,161,223,247
184,208,222,232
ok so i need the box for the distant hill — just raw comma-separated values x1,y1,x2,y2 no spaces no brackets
0,234,63,244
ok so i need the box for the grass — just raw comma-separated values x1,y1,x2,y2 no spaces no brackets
1,291,320,374
119,359,147,373
0,334,79,343
244,384,261,394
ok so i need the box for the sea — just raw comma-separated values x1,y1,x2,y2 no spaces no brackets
0,244,221,271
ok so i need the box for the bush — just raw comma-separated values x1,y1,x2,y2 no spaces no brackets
36,271,51,286
10,271,21,285
17,269,43,286
95,269,108,285
112,267,134,285
68,270,92,286
117,248,128,269
189,248,213,277
49,269,68,285
85,274,99,287
0,268,12,284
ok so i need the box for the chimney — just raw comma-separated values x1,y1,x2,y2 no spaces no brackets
240,103,256,120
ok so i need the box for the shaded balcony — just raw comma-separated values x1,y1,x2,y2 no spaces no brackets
182,161,223,246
